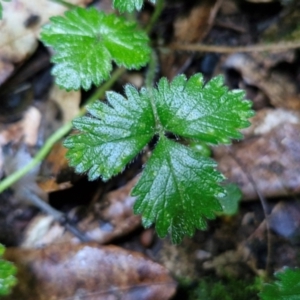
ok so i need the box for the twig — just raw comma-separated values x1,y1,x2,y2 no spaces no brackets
226,147,273,278
29,192,90,242
145,0,165,34
165,41,300,53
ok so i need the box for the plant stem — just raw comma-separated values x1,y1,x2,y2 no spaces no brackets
145,51,162,134
166,41,300,53
49,0,78,9
145,0,165,34
0,67,125,194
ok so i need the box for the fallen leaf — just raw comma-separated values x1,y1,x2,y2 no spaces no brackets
38,142,73,193
0,0,91,84
0,106,41,147
3,243,177,300
22,177,141,247
161,0,218,78
215,122,300,200
269,201,300,241
81,177,141,244
224,53,300,110
242,108,300,137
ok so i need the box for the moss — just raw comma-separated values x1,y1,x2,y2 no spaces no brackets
177,276,262,300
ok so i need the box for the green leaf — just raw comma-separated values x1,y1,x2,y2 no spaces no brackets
189,140,211,157
132,137,225,243
64,85,155,181
65,73,253,242
0,244,17,296
113,0,156,12
260,268,300,300
155,74,254,144
217,183,242,216
40,7,151,90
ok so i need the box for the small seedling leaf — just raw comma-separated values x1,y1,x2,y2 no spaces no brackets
260,267,300,300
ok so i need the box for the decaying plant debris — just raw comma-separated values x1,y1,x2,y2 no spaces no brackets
1,0,300,299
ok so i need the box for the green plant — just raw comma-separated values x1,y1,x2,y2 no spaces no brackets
113,0,156,12
1,1,299,299
260,267,300,300
179,276,261,300
0,244,17,296
39,1,254,243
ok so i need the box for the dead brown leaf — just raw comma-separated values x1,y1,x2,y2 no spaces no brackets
3,243,177,300
0,0,91,84
224,53,300,110
37,142,72,193
173,1,215,44
215,122,300,200
80,177,141,244
160,0,219,78
22,177,141,247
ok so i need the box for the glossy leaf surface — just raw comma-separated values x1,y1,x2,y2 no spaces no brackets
113,0,156,12
260,268,300,300
65,74,253,242
40,7,150,90
155,74,254,144
132,137,225,243
64,86,155,181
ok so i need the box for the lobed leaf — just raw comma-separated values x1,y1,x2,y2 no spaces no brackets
65,74,253,242
64,86,155,181
260,268,300,300
132,137,225,243
40,7,150,90
155,74,254,144
113,0,156,12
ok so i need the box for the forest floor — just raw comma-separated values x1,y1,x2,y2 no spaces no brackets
0,0,300,299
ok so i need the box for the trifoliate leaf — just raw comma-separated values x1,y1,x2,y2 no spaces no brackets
40,7,150,90
0,244,17,296
65,73,253,242
155,74,254,144
132,137,225,243
260,268,300,300
64,85,155,181
113,0,156,12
